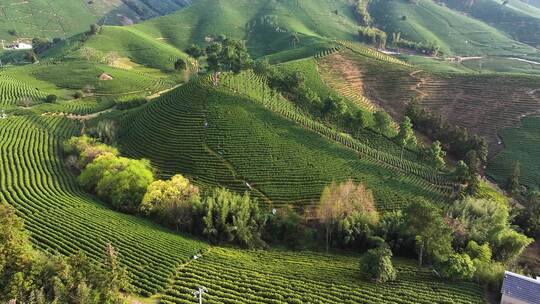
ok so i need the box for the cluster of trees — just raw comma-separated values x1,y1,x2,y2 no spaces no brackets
407,99,488,163
182,38,253,75
63,136,267,248
358,27,387,49
354,0,373,26
0,204,128,303
390,32,440,55
253,60,396,140
312,180,531,286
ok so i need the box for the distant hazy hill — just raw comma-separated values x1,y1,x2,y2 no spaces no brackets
370,0,539,57
440,0,540,47
0,0,191,41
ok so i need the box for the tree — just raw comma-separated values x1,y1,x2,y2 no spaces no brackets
0,204,127,303
290,32,300,47
515,193,540,238
436,253,475,280
426,141,446,170
507,161,521,194
205,39,252,74
174,58,187,71
453,160,469,184
323,96,348,118
141,175,200,231
45,94,57,103
373,111,392,134
89,24,100,35
404,200,453,266
78,153,154,212
201,188,266,248
318,180,378,252
395,116,416,159
465,150,480,175
360,245,397,283
185,44,204,59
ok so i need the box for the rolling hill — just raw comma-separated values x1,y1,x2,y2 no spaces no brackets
0,0,192,41
118,71,454,210
440,0,540,48
369,0,539,58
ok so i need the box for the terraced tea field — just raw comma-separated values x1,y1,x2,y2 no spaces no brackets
0,115,206,295
119,74,453,210
488,115,540,189
318,50,540,156
161,247,485,304
0,73,47,106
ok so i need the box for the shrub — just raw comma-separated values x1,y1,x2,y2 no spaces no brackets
115,97,148,110
141,174,200,231
199,188,266,248
73,91,83,99
45,94,57,103
436,253,475,281
360,245,397,283
78,153,154,212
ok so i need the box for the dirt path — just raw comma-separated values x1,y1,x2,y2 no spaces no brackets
409,70,429,100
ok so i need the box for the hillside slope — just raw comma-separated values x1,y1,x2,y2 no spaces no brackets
440,0,540,47
369,0,539,58
0,115,206,295
128,0,358,58
317,48,540,156
118,73,453,210
0,0,191,40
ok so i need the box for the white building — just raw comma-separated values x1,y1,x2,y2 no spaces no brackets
501,271,540,304
2,40,33,51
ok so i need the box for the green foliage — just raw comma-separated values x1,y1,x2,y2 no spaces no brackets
358,26,387,49
45,94,58,103
446,197,532,263
200,188,266,248
115,97,148,111
185,44,204,59
0,116,207,296
489,116,540,190
120,74,452,210
0,204,128,303
404,200,453,265
426,141,446,170
492,228,533,263
63,135,119,169
78,153,154,212
436,253,476,281
369,0,539,58
204,39,253,73
506,161,521,194
264,206,316,250
374,111,392,135
407,99,488,163
395,116,417,159
174,58,187,71
360,245,397,283
514,193,540,238
141,174,200,231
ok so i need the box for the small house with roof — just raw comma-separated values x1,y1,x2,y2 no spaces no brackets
501,271,540,304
